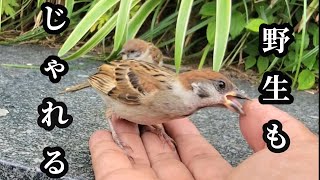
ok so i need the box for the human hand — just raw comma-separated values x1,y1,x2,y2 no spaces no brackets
89,99,318,180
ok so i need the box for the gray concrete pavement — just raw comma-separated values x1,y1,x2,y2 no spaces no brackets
0,45,318,179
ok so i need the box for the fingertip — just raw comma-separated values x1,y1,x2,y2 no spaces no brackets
89,129,133,178
239,99,315,152
241,99,261,115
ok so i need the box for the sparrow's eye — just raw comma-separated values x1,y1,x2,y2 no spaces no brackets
218,80,225,89
213,80,226,92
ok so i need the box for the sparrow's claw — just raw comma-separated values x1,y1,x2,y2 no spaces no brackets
142,124,176,150
111,131,133,153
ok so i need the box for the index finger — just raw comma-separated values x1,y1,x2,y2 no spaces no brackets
89,130,132,179
239,99,317,152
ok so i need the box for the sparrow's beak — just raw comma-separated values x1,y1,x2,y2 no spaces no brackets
223,90,250,115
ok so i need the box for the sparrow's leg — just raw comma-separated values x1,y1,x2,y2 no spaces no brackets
105,109,133,157
142,124,176,150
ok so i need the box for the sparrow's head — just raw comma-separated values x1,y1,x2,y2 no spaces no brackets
180,70,250,114
120,39,149,60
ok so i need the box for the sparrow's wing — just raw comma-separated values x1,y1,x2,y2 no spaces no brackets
89,60,174,105
128,60,174,92
88,63,117,96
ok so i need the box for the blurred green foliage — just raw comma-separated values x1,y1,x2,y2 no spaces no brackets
0,0,318,90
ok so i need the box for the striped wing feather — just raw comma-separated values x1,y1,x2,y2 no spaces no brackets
88,60,174,105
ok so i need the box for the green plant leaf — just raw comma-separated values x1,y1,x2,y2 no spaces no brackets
298,69,315,90
111,0,133,54
1,0,19,18
141,12,177,40
0,0,2,30
302,50,317,70
230,10,245,39
37,0,45,8
175,0,194,73
245,56,256,70
198,44,211,69
63,0,141,60
206,20,215,45
313,28,319,46
159,17,213,47
283,46,319,72
288,51,296,61
307,22,318,34
199,2,215,16
254,2,268,19
212,0,232,71
244,42,259,56
292,0,308,88
65,0,74,18
245,18,266,32
296,0,319,32
58,0,119,57
257,56,269,74
295,34,310,50
313,58,319,71
64,14,118,60
127,0,161,39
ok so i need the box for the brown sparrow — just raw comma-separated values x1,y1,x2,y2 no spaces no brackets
120,38,191,72
64,59,249,153
119,39,164,66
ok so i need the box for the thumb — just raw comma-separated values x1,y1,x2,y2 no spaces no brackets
239,99,317,152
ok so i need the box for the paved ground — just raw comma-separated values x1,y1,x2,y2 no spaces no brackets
0,45,318,179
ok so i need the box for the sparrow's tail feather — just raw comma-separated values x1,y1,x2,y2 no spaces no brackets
60,81,91,94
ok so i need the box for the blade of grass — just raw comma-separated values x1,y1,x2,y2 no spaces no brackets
158,17,213,48
70,3,92,18
225,32,250,66
0,0,2,31
111,0,133,54
63,0,140,60
64,14,118,60
175,0,194,73
292,0,307,88
266,57,279,71
242,0,249,23
58,0,119,57
127,0,161,39
65,0,74,18
223,32,249,67
150,0,166,41
296,0,318,32
212,0,232,71
1,0,31,25
198,44,211,69
281,45,319,71
1,64,39,69
37,0,44,8
7,27,46,43
184,36,207,53
284,0,292,25
141,13,177,39
140,0,203,40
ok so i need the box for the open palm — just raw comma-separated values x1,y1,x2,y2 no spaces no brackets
89,100,318,180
